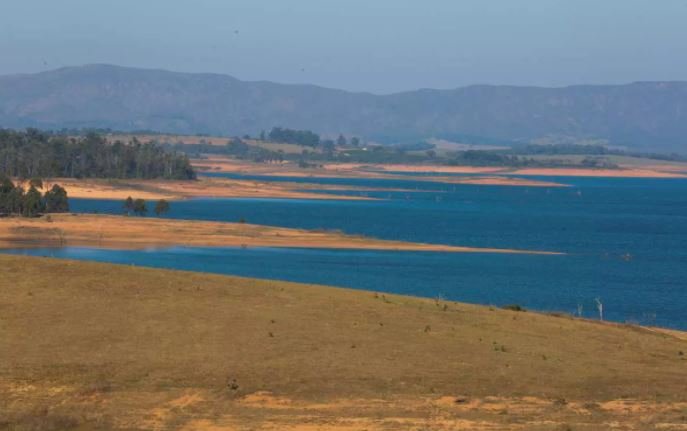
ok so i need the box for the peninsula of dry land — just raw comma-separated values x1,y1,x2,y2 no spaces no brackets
193,156,687,181
0,214,558,255
49,177,381,201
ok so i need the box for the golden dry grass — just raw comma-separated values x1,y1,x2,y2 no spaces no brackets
510,167,687,178
47,177,375,201
1,255,686,430
0,214,557,254
192,156,687,183
420,176,569,187
351,162,687,178
191,158,571,187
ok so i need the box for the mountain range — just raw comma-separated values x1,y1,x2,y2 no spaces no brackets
1,64,686,153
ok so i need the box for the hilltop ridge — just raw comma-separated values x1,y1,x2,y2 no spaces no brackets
2,64,687,152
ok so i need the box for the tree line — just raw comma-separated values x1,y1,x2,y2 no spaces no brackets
0,177,69,217
267,127,321,147
0,129,196,180
123,197,170,217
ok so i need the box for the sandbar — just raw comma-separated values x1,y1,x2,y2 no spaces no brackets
47,177,378,201
0,214,561,254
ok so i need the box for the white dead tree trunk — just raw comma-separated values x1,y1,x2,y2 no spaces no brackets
595,298,603,321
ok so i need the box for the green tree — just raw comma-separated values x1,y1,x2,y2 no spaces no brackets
320,139,335,155
6,187,24,215
0,176,15,215
336,134,347,147
350,137,360,147
268,127,320,147
133,199,147,216
154,199,170,216
123,196,134,215
0,176,14,193
22,186,45,217
44,184,70,213
0,129,196,180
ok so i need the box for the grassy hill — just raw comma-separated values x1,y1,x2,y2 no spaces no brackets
1,255,686,430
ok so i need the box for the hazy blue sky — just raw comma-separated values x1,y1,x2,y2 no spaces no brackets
1,0,686,93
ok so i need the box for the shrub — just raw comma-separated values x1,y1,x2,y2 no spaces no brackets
501,304,526,312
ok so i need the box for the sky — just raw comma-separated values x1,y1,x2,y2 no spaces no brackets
1,0,686,94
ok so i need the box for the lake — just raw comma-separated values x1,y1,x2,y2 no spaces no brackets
5,173,687,329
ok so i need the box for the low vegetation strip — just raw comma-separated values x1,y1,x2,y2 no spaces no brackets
0,213,560,254
0,255,685,430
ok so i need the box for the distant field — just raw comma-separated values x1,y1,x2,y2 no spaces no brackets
106,133,229,146
250,140,319,154
1,255,686,430
527,154,687,169
106,133,318,154
426,138,511,155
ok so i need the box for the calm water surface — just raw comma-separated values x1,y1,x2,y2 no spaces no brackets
5,173,687,329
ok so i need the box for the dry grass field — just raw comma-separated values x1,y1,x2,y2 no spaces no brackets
192,156,687,181
1,255,686,430
0,214,556,254
48,177,378,201
191,158,570,186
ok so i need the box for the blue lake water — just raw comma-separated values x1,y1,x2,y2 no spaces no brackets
4,173,687,329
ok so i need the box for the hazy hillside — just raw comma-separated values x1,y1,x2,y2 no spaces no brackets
1,65,686,152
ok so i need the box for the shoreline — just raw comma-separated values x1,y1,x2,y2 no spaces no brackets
50,177,380,201
510,167,687,178
193,158,572,187
36,173,571,204
0,214,562,255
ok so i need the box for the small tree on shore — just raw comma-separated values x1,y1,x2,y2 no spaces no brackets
0,176,15,215
22,185,45,217
44,184,70,213
123,196,134,216
336,134,347,147
154,199,170,216
133,199,147,216
7,187,24,214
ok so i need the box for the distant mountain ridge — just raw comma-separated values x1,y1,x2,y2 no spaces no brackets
1,64,686,152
